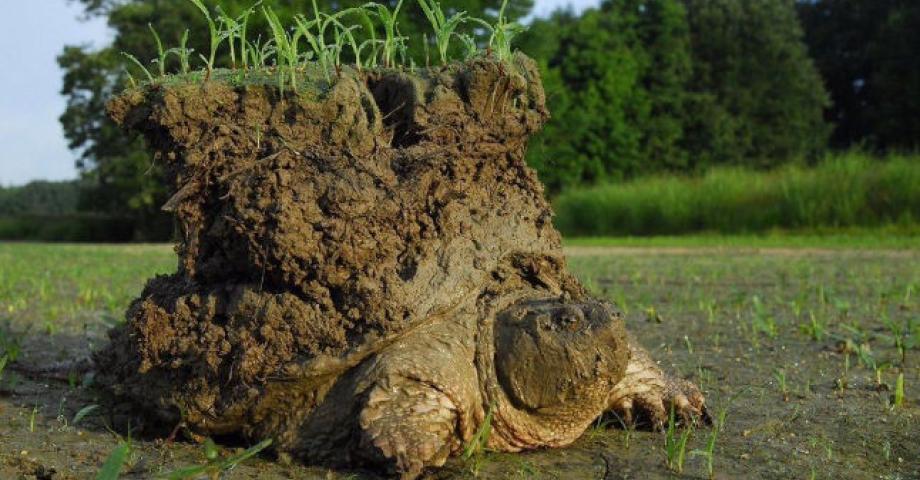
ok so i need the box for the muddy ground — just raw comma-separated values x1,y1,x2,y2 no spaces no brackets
0,243,917,479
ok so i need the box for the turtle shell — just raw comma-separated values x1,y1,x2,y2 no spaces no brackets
96,54,564,439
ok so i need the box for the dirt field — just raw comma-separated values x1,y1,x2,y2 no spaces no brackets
0,243,917,479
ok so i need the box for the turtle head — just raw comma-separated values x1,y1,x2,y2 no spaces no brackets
493,299,628,413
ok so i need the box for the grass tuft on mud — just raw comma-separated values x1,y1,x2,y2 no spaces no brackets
120,0,527,93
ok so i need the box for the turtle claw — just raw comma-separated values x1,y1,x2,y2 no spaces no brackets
606,341,709,431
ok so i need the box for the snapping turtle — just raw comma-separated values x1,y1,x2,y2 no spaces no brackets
98,54,707,478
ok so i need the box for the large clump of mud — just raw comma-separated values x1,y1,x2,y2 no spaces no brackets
98,54,567,440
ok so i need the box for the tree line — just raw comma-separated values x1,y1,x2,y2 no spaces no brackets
42,0,920,240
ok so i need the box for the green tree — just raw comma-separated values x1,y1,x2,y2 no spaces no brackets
0,181,80,216
798,0,920,150
60,0,533,239
521,0,694,192
683,0,830,167
520,0,830,192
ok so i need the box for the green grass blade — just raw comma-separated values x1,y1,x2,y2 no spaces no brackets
217,438,273,469
72,404,100,426
95,442,130,480
121,52,155,83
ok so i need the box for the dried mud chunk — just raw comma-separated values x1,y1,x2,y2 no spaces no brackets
93,56,707,480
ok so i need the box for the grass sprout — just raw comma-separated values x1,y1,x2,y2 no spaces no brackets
836,352,850,392
72,404,100,427
167,29,193,75
799,310,826,341
417,0,468,65
463,404,494,460
455,32,478,60
751,295,778,339
29,404,38,433
237,3,260,71
96,441,131,480
247,35,275,69
462,405,494,476
691,396,734,479
363,0,407,68
326,13,365,70
148,24,168,77
122,52,155,83
471,0,526,63
264,6,304,93
774,368,789,401
355,9,382,68
663,406,692,473
214,2,261,70
291,0,363,83
159,438,272,479
187,0,223,79
893,373,905,408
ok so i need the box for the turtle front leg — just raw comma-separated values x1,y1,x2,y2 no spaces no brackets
351,315,479,479
606,335,709,430
358,376,460,479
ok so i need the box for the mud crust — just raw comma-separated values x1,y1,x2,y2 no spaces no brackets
97,55,585,446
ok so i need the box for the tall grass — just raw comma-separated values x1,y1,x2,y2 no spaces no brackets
553,153,920,236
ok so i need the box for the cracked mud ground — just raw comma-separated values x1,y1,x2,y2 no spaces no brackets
1,243,917,479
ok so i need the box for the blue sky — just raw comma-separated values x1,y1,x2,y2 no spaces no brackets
0,0,600,186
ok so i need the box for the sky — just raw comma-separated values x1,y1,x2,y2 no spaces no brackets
0,0,600,187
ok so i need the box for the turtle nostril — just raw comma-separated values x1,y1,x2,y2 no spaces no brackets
555,306,584,330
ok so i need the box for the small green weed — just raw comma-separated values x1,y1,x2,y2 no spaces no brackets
72,404,100,427
148,24,169,77
122,52,155,84
836,352,850,392
471,0,525,62
463,405,494,476
892,373,905,408
690,407,726,480
798,310,826,341
663,406,692,474
774,368,789,402
751,295,778,339
417,0,468,65
160,438,272,479
96,441,132,480
187,0,224,79
363,0,407,68
29,404,38,432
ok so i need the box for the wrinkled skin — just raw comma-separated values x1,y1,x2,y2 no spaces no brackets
351,299,707,480
286,285,708,479
99,54,708,479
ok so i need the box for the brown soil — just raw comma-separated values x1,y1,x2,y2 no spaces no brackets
98,55,575,449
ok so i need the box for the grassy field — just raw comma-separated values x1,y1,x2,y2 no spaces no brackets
554,153,920,237
0,242,918,479
563,230,920,249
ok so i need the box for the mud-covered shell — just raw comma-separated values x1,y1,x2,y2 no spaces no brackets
96,54,576,437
